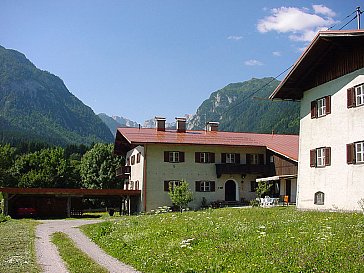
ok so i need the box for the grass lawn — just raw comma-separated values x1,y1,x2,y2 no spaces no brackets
82,207,364,273
0,219,40,273
52,232,108,273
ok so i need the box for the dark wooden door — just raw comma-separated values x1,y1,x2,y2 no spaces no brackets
285,179,291,202
225,180,236,201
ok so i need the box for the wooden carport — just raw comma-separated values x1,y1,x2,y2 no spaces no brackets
0,187,141,218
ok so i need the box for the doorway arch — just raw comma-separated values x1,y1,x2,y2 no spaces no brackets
225,180,237,201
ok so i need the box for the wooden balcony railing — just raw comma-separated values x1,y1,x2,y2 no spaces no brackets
215,164,271,178
116,166,131,178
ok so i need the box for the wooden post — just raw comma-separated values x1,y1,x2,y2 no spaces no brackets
3,193,8,216
67,197,71,218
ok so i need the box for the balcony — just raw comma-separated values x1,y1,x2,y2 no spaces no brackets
215,164,271,178
116,166,131,178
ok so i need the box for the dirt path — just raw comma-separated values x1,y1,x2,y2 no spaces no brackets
35,219,140,273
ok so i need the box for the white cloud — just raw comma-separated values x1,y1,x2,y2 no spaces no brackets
313,4,336,17
272,51,281,56
257,5,336,42
227,35,243,40
244,59,263,66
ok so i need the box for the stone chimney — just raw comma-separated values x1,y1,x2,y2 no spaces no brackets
155,117,166,131
206,122,219,132
175,117,186,133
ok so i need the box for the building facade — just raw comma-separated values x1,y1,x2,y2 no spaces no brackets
114,119,298,212
270,30,364,211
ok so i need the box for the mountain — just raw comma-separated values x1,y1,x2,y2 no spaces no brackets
98,113,138,135
0,45,114,146
188,77,300,134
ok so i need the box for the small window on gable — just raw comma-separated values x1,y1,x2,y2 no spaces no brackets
311,96,331,118
135,180,139,190
127,158,130,166
131,155,135,165
314,191,324,205
137,153,141,163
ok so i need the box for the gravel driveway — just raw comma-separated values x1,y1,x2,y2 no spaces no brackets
36,219,140,273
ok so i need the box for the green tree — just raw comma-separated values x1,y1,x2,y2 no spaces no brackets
13,147,78,188
0,144,17,187
80,143,123,189
255,181,272,198
168,180,193,212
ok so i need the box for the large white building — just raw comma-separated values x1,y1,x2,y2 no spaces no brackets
114,118,298,212
270,30,364,211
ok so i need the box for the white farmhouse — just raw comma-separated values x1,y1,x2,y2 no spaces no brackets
270,30,364,211
114,118,298,212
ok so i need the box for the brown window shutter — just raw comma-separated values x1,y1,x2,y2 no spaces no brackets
210,181,216,192
179,152,185,162
195,152,200,163
246,154,251,165
310,149,316,167
235,153,240,164
258,154,264,165
325,96,331,115
311,100,317,118
221,153,226,163
347,87,355,108
347,143,355,164
164,181,170,191
195,181,201,192
164,151,169,162
325,147,331,166
210,153,215,163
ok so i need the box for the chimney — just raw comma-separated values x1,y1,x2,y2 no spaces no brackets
206,121,219,132
175,117,186,133
155,117,166,131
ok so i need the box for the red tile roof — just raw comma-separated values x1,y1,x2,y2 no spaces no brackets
116,128,299,161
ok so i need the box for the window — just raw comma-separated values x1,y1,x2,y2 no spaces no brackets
135,180,139,190
226,153,235,163
310,147,331,167
314,191,325,205
347,141,364,164
137,153,141,163
195,181,215,192
164,151,185,163
348,83,364,108
250,181,258,192
356,85,364,106
311,96,331,118
131,155,135,165
246,154,264,165
164,180,181,191
221,153,240,164
127,158,130,166
195,152,215,163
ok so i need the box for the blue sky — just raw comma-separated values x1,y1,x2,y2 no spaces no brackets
0,1,361,124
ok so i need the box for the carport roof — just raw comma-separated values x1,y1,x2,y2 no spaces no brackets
0,187,141,197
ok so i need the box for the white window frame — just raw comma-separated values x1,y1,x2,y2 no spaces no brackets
200,181,211,192
355,84,364,107
169,180,181,191
316,148,326,167
317,97,326,117
200,152,210,163
169,152,179,163
226,153,235,163
355,142,364,163
251,154,259,165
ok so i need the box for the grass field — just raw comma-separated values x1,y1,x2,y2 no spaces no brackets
0,219,39,273
82,207,364,273
52,232,108,273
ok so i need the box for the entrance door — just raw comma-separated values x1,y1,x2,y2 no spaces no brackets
225,180,236,201
285,180,291,202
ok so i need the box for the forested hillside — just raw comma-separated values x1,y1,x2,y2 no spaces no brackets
188,77,300,134
0,45,113,146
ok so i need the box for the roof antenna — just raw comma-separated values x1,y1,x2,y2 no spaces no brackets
357,7,361,30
